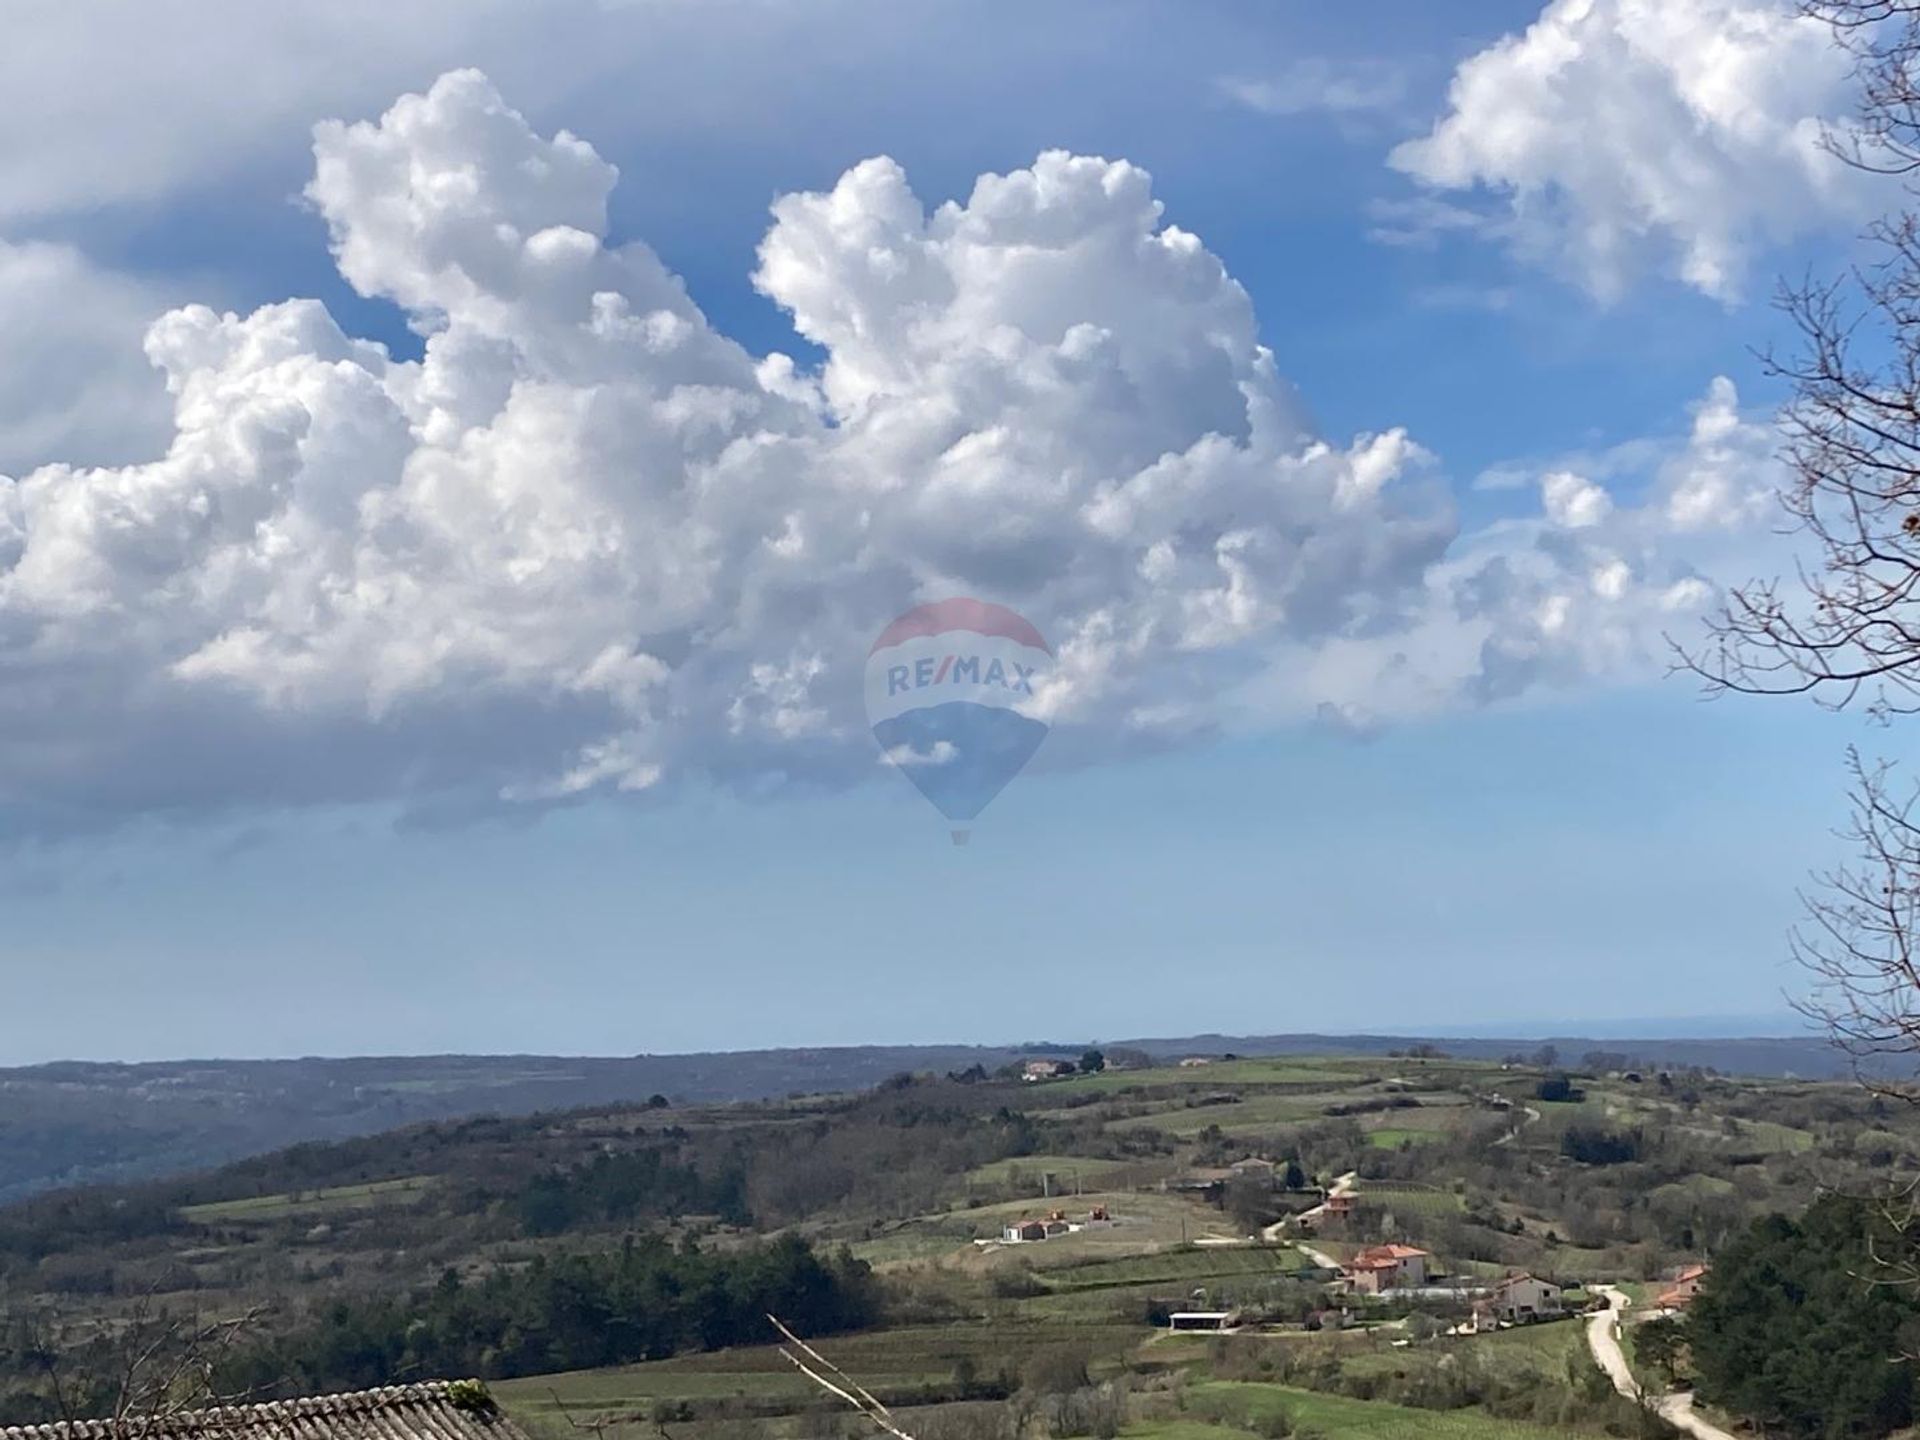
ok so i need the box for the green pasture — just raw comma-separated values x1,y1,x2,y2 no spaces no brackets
499,1321,1149,1423
178,1175,436,1222
1180,1380,1589,1439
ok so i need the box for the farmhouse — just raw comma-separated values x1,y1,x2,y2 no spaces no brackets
1022,1059,1076,1081
0,1383,530,1440
1000,1207,1098,1243
1489,1272,1564,1322
1321,1191,1357,1222
1657,1263,1709,1310
1342,1244,1430,1294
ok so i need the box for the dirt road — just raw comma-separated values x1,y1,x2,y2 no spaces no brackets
1588,1285,1737,1440
1265,1170,1356,1266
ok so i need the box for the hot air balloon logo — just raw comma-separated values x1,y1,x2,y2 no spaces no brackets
866,598,1052,844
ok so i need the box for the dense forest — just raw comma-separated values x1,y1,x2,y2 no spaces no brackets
1686,1195,1920,1440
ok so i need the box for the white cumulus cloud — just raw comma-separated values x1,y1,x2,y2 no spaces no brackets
0,71,1787,834
1292,373,1788,713
1390,0,1867,300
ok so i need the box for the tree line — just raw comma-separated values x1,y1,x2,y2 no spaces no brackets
217,1232,880,1398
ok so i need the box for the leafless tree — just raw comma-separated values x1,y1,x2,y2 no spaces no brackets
1684,1,1920,1091
1784,750,1920,1090
12,1294,265,1433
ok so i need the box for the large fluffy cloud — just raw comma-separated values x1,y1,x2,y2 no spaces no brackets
1391,0,1866,300
0,71,1775,832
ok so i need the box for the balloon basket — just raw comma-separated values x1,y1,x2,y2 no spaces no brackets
950,828,971,847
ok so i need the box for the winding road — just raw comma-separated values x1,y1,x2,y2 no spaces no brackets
1265,1170,1356,1268
1587,1286,1736,1440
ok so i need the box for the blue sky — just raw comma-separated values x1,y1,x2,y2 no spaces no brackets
0,0,1885,1061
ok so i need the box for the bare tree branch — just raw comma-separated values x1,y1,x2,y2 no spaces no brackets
768,1315,916,1440
1683,2,1920,1107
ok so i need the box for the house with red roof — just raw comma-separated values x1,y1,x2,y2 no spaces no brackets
1342,1243,1431,1294
1656,1263,1709,1310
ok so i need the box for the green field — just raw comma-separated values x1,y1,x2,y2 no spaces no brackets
1349,1183,1466,1215
1106,1094,1330,1138
1182,1380,1586,1439
178,1175,436,1222
1040,1245,1301,1291
1342,1321,1585,1381
846,1229,983,1265
1037,1059,1384,1098
1014,1244,1309,1320
499,1322,1148,1427
1124,1422,1261,1440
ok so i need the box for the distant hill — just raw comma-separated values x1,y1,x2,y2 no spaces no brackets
0,1029,1864,1202
1124,1032,1860,1078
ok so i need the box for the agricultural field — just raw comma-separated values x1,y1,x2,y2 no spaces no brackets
1105,1094,1334,1138
1035,1245,1302,1292
498,1322,1148,1435
1178,1381,1589,1440
1033,1059,1382,1097
1344,1183,1465,1216
177,1175,437,1222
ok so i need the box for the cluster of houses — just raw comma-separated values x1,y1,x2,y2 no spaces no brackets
1158,1257,1575,1337
1309,1237,1581,1334
1157,1258,1710,1339
998,1205,1112,1242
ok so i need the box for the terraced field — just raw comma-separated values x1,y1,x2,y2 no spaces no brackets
178,1175,436,1222
1347,1182,1466,1215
